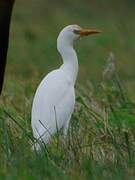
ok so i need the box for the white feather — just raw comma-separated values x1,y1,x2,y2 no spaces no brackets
31,25,81,150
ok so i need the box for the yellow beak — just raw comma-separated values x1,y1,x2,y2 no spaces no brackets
74,29,101,36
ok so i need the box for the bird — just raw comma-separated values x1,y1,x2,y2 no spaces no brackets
0,0,15,94
31,25,101,150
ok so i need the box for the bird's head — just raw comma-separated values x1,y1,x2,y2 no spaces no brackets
57,24,101,53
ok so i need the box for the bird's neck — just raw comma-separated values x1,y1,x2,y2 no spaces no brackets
59,46,78,85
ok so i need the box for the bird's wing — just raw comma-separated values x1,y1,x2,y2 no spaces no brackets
0,0,15,94
33,69,74,107
32,69,75,137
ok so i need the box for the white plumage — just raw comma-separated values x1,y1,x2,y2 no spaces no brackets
31,25,101,150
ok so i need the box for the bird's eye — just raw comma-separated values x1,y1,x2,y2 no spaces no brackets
73,29,80,34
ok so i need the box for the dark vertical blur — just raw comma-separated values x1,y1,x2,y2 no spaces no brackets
0,0,15,94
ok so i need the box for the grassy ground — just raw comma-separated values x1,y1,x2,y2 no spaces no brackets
0,0,135,179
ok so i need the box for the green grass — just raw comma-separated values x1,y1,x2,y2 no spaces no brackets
1,0,135,179
1,54,135,179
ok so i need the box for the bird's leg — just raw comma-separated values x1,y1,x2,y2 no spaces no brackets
63,117,71,138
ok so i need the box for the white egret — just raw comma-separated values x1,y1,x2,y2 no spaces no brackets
31,25,101,150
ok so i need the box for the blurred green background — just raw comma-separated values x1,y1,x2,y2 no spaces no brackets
5,0,135,99
1,1,135,179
